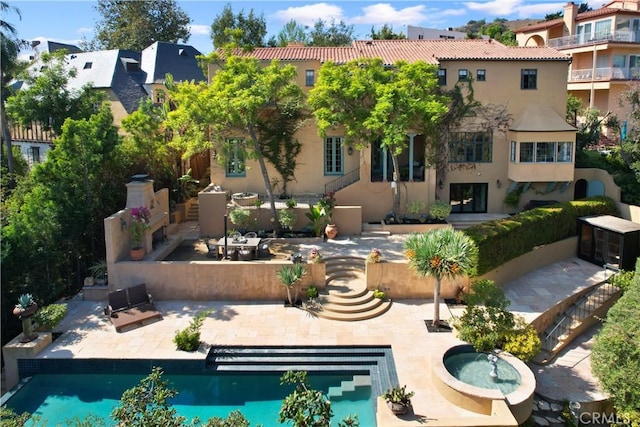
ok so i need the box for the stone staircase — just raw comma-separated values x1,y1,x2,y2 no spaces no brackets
305,256,391,321
534,280,621,365
185,200,199,221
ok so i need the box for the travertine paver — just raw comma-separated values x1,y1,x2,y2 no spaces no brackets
24,233,610,425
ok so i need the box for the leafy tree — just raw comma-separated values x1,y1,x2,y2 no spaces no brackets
370,24,406,40
404,228,478,327
91,0,190,51
308,19,354,47
120,99,182,201
619,82,640,179
454,280,540,360
566,93,583,125
166,54,305,235
308,57,448,215
6,50,105,135
279,371,359,427
274,19,309,47
210,3,266,49
1,1,28,176
111,367,189,426
592,261,640,426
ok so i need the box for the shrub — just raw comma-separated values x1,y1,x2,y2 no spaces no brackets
610,269,635,293
592,259,640,426
229,208,252,227
373,289,386,300
173,310,212,352
503,319,541,362
278,208,297,230
33,304,67,331
465,196,617,275
407,200,425,216
429,200,452,221
306,285,319,299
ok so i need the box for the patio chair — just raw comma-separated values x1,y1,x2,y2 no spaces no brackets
206,240,221,259
257,239,272,259
244,231,257,238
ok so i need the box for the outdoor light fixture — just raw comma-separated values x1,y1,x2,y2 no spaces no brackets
496,179,502,188
347,147,354,155
438,180,444,190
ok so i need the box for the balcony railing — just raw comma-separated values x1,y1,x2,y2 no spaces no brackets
549,30,639,49
569,66,640,82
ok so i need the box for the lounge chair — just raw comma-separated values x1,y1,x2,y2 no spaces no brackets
105,283,162,332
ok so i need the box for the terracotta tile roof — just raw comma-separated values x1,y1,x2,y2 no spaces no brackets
515,18,563,33
238,40,569,65
576,7,627,21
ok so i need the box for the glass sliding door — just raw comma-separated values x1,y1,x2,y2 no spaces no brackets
450,183,488,213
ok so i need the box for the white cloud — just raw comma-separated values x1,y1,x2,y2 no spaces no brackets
190,24,210,36
350,3,428,26
514,2,565,18
464,0,522,16
464,0,565,19
271,3,344,27
76,27,94,35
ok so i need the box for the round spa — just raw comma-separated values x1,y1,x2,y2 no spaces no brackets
432,345,536,425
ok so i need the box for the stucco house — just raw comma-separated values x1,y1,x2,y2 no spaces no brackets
515,0,640,140
206,39,577,222
9,41,206,166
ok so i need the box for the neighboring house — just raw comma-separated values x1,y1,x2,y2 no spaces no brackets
515,0,640,139
9,41,206,166
207,39,576,221
407,25,489,40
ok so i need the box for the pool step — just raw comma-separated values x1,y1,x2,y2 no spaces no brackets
205,345,397,396
327,375,372,400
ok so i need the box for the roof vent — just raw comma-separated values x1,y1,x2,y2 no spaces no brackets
365,40,373,45
178,48,187,56
83,62,92,69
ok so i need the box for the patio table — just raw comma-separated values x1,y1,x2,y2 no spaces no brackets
216,237,262,260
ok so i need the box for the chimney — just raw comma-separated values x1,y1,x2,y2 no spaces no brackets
563,2,578,36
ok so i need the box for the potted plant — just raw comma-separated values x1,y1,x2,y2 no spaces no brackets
320,192,338,238
428,200,452,222
305,203,327,238
407,200,426,222
13,293,39,343
129,206,151,260
366,248,383,264
276,263,307,307
278,208,297,232
229,208,253,232
307,248,323,264
382,385,415,415
88,259,108,286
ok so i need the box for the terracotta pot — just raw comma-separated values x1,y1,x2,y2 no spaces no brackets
13,303,38,319
130,247,145,261
325,223,338,239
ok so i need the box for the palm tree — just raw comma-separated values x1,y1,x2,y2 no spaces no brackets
1,1,27,176
404,228,478,328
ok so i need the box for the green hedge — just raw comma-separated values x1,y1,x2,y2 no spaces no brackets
464,197,618,275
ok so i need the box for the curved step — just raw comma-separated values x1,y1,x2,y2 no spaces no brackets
306,300,392,321
326,289,371,304
320,296,383,314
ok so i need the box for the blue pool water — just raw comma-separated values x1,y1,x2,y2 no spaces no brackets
444,352,521,395
4,371,376,426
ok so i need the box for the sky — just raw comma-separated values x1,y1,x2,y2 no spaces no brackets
6,0,567,55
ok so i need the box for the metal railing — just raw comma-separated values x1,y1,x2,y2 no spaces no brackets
549,30,640,49
569,67,640,82
542,280,621,352
324,167,360,195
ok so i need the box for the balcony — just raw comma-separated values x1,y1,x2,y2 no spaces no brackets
569,67,640,82
549,30,639,49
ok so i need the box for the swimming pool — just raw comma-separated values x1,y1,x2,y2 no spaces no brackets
5,346,399,426
4,371,376,426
